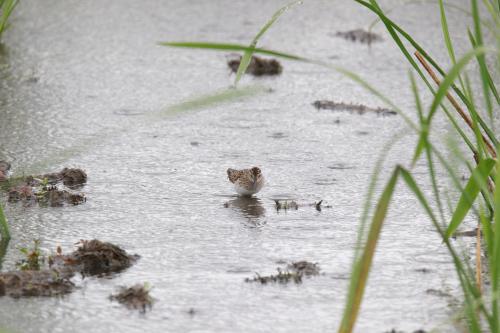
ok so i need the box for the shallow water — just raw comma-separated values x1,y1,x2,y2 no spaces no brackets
0,0,480,332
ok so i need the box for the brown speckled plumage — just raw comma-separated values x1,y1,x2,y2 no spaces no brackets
227,167,265,196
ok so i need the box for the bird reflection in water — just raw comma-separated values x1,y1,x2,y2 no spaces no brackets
225,196,266,226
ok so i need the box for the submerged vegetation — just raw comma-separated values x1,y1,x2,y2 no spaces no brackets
162,0,500,331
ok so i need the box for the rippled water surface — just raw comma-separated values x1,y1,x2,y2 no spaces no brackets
0,1,479,332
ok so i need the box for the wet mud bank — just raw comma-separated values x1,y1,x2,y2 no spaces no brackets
1,165,87,207
0,240,138,298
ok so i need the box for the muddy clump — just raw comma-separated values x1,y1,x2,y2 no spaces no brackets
0,270,75,297
313,100,396,116
0,240,138,298
110,284,153,312
0,161,10,181
228,55,282,76
5,167,87,207
335,29,382,44
287,261,320,276
245,268,302,284
245,261,320,285
51,239,139,277
27,167,87,188
274,199,332,212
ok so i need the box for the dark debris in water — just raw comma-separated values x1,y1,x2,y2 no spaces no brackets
0,161,10,181
228,55,282,76
274,199,332,212
385,328,427,333
313,100,397,116
0,270,75,298
335,29,383,44
287,261,320,276
245,268,302,284
5,167,87,207
51,239,140,277
245,261,320,285
453,228,480,238
0,239,138,298
110,284,153,313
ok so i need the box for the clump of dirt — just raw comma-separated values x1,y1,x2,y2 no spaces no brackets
287,261,320,276
51,239,139,277
0,161,10,182
9,184,85,207
27,167,87,188
109,284,153,312
335,29,382,44
245,268,302,284
0,240,138,298
228,55,282,76
0,270,75,297
245,261,320,285
5,167,87,207
274,199,332,212
313,100,397,116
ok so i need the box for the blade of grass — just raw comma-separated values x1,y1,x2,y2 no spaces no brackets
158,42,307,61
493,150,500,331
338,167,400,333
0,202,9,240
471,0,494,122
355,0,498,147
0,0,18,37
467,30,500,105
445,158,496,239
161,85,268,115
234,0,302,86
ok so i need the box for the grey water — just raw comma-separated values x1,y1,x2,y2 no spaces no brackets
0,0,479,332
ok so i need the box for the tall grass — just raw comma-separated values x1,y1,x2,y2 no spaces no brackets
0,0,18,41
0,204,9,240
161,0,499,331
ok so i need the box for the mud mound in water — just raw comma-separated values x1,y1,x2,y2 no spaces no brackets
313,100,396,116
0,161,10,181
287,261,320,276
110,284,153,312
335,29,382,44
228,55,282,76
245,261,320,285
0,270,75,297
5,166,87,207
27,168,87,187
51,240,139,277
0,240,139,298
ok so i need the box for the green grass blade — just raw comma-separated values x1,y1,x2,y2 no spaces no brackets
0,202,9,240
158,42,306,61
471,0,494,121
0,0,18,37
493,150,500,331
467,29,500,105
233,0,302,86
445,158,496,239
427,47,488,123
355,0,498,147
161,85,268,115
338,167,400,333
